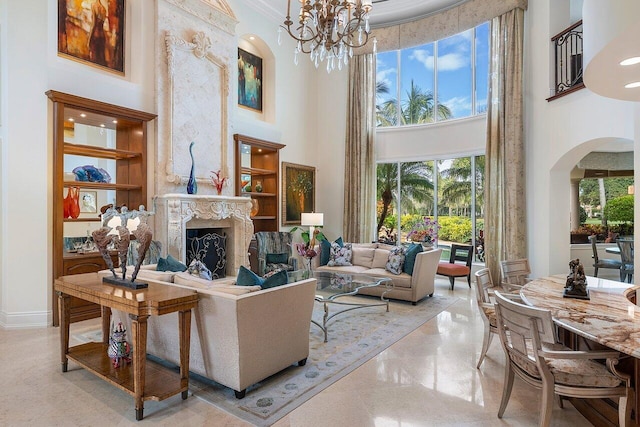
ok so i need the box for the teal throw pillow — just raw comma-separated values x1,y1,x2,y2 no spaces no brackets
320,237,344,266
236,265,263,286
156,254,188,272
236,266,289,289
261,269,289,289
266,252,289,264
403,243,423,275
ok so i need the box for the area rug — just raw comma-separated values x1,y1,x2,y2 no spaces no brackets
188,294,458,426
71,295,458,426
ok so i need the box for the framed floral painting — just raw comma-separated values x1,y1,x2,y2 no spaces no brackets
282,162,315,225
58,0,125,74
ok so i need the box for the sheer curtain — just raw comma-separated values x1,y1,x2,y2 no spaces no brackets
343,54,377,243
485,7,526,281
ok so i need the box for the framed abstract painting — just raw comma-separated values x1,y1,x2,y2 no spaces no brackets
238,48,263,112
58,0,125,74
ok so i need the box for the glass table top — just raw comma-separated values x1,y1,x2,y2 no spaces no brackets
287,270,392,299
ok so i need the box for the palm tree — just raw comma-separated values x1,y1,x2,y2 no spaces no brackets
376,162,434,236
376,79,453,126
439,156,485,216
375,80,398,127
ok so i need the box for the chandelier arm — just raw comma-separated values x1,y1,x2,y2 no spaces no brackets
282,0,372,69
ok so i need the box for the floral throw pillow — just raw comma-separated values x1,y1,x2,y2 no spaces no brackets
328,242,353,266
386,246,406,275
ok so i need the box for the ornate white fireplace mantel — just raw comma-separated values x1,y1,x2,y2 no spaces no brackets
154,194,254,275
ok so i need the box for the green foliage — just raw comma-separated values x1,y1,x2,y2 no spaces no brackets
290,226,325,244
579,205,587,224
604,195,634,223
401,214,423,231
376,79,453,126
383,214,397,231
398,214,484,243
579,177,634,208
610,222,634,236
438,216,473,242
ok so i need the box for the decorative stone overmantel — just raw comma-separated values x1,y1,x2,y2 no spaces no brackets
154,194,253,275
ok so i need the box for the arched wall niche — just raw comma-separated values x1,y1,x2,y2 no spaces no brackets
238,35,275,124
549,137,634,277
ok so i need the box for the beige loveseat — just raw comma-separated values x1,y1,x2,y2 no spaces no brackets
104,267,316,399
311,243,442,304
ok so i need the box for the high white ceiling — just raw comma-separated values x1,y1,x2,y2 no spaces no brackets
250,0,467,28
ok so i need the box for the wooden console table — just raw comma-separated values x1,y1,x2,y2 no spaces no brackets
55,273,199,421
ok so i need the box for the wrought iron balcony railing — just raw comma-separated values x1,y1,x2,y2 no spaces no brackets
548,20,585,101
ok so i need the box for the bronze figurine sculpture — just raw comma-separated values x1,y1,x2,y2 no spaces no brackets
92,205,153,289
563,258,590,299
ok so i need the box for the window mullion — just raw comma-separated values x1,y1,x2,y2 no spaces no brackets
396,50,401,126
434,41,438,123
472,27,477,115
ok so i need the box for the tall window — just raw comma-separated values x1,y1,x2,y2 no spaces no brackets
376,22,489,127
376,155,485,262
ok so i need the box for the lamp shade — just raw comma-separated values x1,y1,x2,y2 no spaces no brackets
301,212,324,226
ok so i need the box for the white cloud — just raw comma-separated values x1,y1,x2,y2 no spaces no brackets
410,49,469,72
441,96,472,118
437,53,468,71
409,49,435,70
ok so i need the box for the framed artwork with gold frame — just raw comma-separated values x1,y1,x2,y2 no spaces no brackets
282,162,315,226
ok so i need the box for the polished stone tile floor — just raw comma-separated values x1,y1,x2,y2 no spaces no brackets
0,277,589,426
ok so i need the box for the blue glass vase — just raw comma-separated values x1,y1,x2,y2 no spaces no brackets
187,141,197,194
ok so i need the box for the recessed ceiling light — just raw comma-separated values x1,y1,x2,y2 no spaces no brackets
620,57,640,66
68,118,74,122
80,113,87,117
100,124,105,127
112,120,118,124
624,81,640,88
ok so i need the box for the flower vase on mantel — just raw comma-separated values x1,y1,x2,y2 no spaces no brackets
187,141,197,195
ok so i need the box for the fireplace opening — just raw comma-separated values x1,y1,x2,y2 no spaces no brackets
186,228,227,279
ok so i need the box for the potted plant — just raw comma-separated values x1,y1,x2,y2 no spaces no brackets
407,217,440,249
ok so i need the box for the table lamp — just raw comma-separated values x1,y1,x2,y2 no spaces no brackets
301,212,324,248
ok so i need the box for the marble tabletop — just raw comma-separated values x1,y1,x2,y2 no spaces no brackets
520,275,640,358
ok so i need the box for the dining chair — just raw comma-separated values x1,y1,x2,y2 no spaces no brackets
499,258,531,292
589,235,622,278
493,291,633,427
437,243,473,290
474,268,498,369
617,239,634,283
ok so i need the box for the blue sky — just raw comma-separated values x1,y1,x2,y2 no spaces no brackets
376,22,489,121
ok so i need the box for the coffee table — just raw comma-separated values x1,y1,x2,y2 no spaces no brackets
288,270,394,342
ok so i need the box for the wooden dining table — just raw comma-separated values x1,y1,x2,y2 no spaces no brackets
521,275,640,426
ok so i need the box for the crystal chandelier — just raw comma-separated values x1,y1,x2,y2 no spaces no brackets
278,0,376,72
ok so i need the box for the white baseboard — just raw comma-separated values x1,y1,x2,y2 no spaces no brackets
0,309,51,329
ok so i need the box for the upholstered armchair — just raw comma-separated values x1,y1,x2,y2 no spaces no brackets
254,231,298,276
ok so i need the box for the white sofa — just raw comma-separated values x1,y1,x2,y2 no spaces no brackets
311,243,442,305
105,267,317,399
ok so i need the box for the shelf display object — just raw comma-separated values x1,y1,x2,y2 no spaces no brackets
234,134,285,233
47,90,156,326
